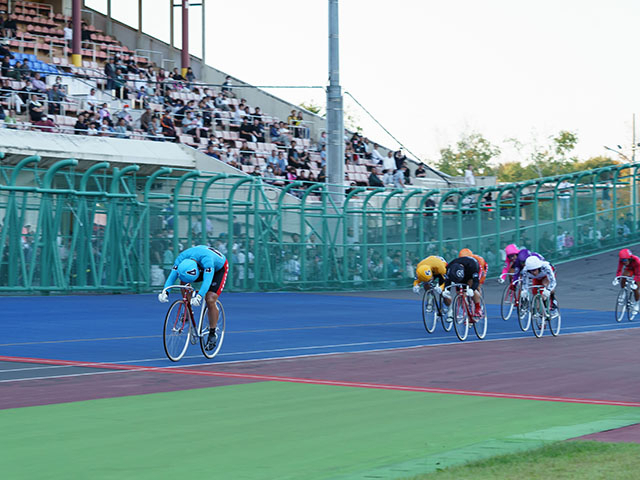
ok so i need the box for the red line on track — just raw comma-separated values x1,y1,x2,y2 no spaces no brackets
2,355,639,408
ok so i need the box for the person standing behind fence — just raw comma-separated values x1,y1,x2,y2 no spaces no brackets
558,180,571,220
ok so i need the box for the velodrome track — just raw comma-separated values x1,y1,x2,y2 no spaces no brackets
1,249,639,479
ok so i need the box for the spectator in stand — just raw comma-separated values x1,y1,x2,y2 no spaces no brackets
249,166,262,177
221,75,235,97
139,106,152,132
383,169,394,186
161,110,177,142
317,167,327,183
182,110,206,142
262,165,276,183
316,131,327,152
394,149,407,169
401,165,412,185
415,163,427,178
74,112,88,134
285,165,298,181
185,67,196,88
87,121,99,136
113,69,128,99
252,118,265,143
81,21,91,42
371,143,384,164
296,111,308,139
383,151,396,173
4,17,17,38
6,60,22,80
0,103,6,121
205,144,221,160
214,92,229,111
27,95,45,122
31,73,47,93
363,138,373,160
20,59,32,79
104,58,116,91
3,108,17,128
1,55,11,77
147,116,164,141
114,118,130,139
99,118,115,136
47,84,65,115
253,106,263,122
33,115,57,133
393,168,406,188
115,104,133,126
275,151,288,175
84,88,99,112
239,140,255,165
64,21,73,49
288,140,303,168
98,103,111,122
269,122,281,144
238,117,253,141
298,149,312,170
368,167,384,187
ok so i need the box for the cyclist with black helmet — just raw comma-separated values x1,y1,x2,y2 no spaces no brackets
158,245,228,350
613,248,640,314
442,256,482,319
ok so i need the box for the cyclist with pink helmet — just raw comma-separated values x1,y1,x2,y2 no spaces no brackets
613,248,640,313
498,243,520,283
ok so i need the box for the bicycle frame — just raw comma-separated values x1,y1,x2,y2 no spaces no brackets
162,284,207,341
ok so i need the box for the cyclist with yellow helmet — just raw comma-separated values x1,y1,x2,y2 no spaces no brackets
412,255,448,295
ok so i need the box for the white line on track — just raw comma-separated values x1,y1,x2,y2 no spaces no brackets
2,323,639,382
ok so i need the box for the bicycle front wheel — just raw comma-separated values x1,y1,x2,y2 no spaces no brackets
163,300,192,362
517,294,531,331
453,295,469,341
474,297,488,340
200,300,226,359
500,283,515,321
422,289,438,334
531,294,546,338
549,305,561,336
615,289,628,322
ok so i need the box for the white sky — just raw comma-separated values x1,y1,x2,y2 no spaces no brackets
91,0,640,165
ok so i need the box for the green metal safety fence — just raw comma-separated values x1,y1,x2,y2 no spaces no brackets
1,155,639,294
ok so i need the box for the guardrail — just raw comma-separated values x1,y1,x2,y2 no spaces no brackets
0,157,638,293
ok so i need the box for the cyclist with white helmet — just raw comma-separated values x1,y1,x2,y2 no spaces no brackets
158,245,228,351
521,255,558,314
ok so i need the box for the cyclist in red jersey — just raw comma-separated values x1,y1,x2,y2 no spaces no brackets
613,248,640,313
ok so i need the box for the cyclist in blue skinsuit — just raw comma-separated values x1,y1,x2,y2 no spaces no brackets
158,245,228,350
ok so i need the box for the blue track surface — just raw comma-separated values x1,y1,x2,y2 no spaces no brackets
0,292,637,368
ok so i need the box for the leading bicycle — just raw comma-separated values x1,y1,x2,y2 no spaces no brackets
161,284,226,362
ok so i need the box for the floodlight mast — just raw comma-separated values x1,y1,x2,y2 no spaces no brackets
327,0,344,201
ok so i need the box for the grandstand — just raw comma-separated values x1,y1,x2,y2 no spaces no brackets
0,0,639,295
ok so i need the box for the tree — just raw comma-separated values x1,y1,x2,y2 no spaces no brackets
436,132,501,177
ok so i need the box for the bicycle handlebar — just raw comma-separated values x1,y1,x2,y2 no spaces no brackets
161,284,195,295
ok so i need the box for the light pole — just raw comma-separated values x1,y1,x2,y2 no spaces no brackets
604,145,631,163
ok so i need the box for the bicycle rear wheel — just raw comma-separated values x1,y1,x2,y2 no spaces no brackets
615,289,628,322
163,300,192,362
200,300,226,359
422,289,438,334
531,294,545,338
474,296,488,339
453,294,469,341
500,283,515,321
517,294,531,331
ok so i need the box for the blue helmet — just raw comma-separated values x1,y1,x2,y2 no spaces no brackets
177,259,199,283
